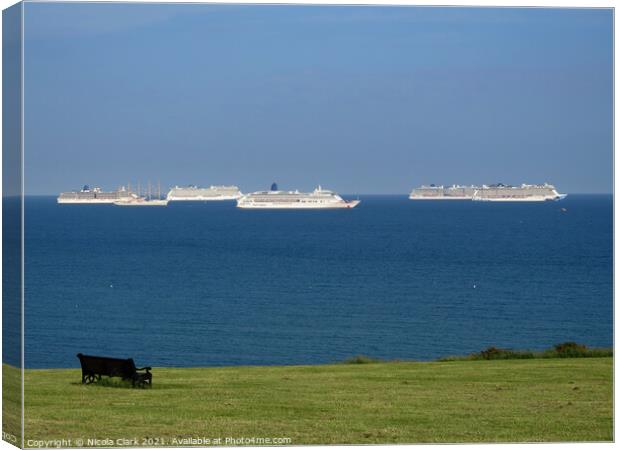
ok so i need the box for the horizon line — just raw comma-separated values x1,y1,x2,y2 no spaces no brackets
15,192,615,197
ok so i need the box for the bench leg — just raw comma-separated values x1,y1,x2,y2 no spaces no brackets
131,375,151,389
83,374,97,384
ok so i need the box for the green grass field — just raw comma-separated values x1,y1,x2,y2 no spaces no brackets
3,357,613,446
2,362,22,446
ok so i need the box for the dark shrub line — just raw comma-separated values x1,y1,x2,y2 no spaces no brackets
438,342,613,362
342,355,383,364
342,342,613,364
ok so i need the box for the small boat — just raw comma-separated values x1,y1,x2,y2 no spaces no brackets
114,198,168,206
114,180,168,206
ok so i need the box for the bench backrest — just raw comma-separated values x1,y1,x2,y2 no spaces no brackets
77,353,137,378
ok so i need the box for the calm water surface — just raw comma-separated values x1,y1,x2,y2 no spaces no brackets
21,195,612,368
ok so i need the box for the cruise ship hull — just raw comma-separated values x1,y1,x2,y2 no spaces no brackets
167,195,240,201
167,185,242,201
408,196,472,200
409,185,476,200
57,199,116,204
472,190,566,202
114,199,169,206
472,196,563,202
237,200,360,209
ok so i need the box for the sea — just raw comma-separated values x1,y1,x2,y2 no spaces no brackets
13,194,614,368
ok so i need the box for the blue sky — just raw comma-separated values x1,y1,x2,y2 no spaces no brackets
23,4,612,194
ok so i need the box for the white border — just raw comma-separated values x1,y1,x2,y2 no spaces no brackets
0,2,615,450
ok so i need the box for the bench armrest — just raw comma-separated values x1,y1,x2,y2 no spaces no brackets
136,367,151,372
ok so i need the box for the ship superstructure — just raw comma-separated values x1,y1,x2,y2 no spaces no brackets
167,185,242,201
57,185,136,204
472,183,567,202
409,185,477,200
237,185,360,209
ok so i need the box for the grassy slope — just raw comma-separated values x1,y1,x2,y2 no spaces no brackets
16,358,613,445
2,363,22,443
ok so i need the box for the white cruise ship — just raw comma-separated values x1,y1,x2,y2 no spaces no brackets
57,185,137,204
409,184,477,200
167,185,242,201
237,184,360,209
472,183,567,202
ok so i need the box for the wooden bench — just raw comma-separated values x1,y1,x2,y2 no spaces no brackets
76,353,152,388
